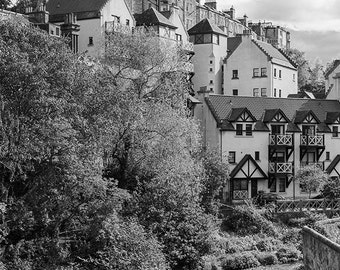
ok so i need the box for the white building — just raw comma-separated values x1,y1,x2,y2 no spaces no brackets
224,34,298,98
325,60,340,100
196,95,340,202
46,0,135,56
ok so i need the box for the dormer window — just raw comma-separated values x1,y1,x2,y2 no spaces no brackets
302,125,315,136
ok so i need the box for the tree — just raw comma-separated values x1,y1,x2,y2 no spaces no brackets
285,48,311,89
0,18,167,270
295,165,328,198
0,0,11,9
321,177,340,199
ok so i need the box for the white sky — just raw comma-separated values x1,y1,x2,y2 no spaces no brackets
217,0,340,64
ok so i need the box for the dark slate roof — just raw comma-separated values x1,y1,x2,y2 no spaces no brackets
228,107,256,122
326,155,340,174
230,154,267,179
254,121,269,131
188,18,227,36
317,122,331,133
135,8,176,29
47,0,108,21
226,36,242,59
220,120,235,131
205,95,340,127
286,122,301,132
325,111,340,124
325,60,340,79
263,109,289,123
252,40,296,69
294,110,320,124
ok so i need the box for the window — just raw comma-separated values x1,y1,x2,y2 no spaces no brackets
234,179,248,190
56,27,60,36
253,68,259,77
302,125,315,136
253,88,259,97
176,34,182,41
274,88,277,97
271,124,284,135
333,126,339,137
233,89,238,96
210,88,213,91
279,178,286,192
209,80,213,84
245,124,252,136
326,152,330,160
126,19,130,26
274,68,277,77
293,74,296,81
236,124,243,135
228,151,236,163
232,70,238,79
195,34,204,44
261,68,267,77
279,89,281,97
212,34,219,44
88,37,94,46
203,33,212,43
270,179,276,192
210,60,213,64
209,67,213,72
255,151,260,161
279,70,282,78
51,30,54,35
261,88,267,97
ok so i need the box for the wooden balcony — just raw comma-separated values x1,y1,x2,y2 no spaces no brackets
300,135,324,147
269,134,293,147
269,162,293,174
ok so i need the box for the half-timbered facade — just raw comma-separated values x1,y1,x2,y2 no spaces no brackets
197,95,340,202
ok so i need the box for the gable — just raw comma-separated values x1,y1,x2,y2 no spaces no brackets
229,108,256,122
263,109,290,123
294,110,320,124
325,112,340,124
230,155,267,179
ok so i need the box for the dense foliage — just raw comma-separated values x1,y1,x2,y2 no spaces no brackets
0,19,228,269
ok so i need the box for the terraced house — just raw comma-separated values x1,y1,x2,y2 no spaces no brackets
196,95,340,202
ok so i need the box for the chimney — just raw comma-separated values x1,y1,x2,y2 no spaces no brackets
225,6,235,20
205,0,217,9
26,4,49,24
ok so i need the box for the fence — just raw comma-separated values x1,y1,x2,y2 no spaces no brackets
276,199,340,213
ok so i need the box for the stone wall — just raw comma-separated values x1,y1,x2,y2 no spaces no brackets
303,226,340,269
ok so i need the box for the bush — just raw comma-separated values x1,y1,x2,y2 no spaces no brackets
255,237,282,252
223,205,278,236
221,252,260,270
201,255,221,270
254,252,278,266
281,228,302,251
276,245,302,263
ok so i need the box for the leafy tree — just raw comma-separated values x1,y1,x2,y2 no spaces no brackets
295,165,328,198
0,0,11,9
0,18,167,269
321,177,340,199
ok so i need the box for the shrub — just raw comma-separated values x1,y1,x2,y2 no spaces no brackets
221,252,260,270
201,255,222,270
281,228,302,251
276,245,302,263
255,237,282,252
254,252,278,266
223,205,278,236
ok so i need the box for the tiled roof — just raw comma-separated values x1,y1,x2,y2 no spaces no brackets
226,37,242,59
326,155,340,175
254,121,269,131
286,122,301,132
47,0,108,20
205,95,340,127
317,123,331,133
263,109,289,123
325,60,340,79
188,18,227,36
220,120,235,131
135,7,176,29
252,40,296,69
294,110,320,124
325,112,340,124
228,107,256,122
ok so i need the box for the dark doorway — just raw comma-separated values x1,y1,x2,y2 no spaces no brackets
251,179,258,198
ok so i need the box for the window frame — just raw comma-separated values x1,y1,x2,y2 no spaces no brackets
332,126,339,137
261,88,267,97
261,68,267,77
253,88,259,97
88,36,94,46
255,151,260,161
228,151,236,163
232,89,238,96
245,124,252,136
253,68,259,77
232,69,239,79
236,124,243,136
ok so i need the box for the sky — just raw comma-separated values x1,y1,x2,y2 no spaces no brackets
218,0,340,65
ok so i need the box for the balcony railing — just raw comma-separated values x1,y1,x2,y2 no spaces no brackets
300,135,324,147
233,190,248,200
105,21,131,34
269,162,293,174
269,134,293,146
179,41,194,53
300,162,324,170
